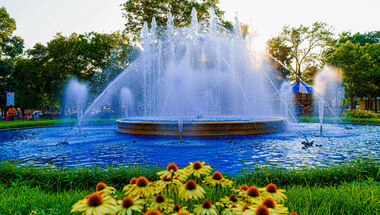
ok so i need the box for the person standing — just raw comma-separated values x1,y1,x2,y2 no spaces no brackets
7,106,17,121
17,108,22,120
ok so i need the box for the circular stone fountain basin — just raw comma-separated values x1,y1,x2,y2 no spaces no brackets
116,118,286,136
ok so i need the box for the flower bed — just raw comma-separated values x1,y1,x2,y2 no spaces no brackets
71,161,297,215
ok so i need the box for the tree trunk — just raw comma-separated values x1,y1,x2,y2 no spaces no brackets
375,97,377,113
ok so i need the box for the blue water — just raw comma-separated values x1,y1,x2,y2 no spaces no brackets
0,123,379,173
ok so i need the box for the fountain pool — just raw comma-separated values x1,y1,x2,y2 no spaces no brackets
1,123,378,173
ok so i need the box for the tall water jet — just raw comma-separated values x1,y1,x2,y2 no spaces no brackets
120,87,134,118
280,82,296,122
313,66,344,135
64,79,88,134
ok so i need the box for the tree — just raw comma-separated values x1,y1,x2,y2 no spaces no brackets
121,0,229,37
327,41,380,110
0,7,24,107
0,7,24,58
11,31,137,110
338,31,380,46
266,22,334,83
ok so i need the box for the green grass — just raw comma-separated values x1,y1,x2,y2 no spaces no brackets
0,182,89,215
286,182,380,215
0,118,119,130
0,120,62,129
1,181,378,215
0,158,379,214
299,116,380,125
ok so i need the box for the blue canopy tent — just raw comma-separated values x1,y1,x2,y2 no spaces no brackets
291,82,313,94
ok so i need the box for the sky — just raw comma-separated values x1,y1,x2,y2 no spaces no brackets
1,0,379,49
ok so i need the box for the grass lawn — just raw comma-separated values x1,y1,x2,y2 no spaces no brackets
0,120,62,129
0,118,118,130
0,157,379,214
299,117,380,125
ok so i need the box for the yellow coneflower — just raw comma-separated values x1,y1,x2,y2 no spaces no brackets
194,200,218,215
178,179,205,201
220,194,241,207
232,184,249,194
172,204,186,213
155,175,183,190
149,194,174,211
258,183,286,203
202,171,233,188
70,192,117,215
115,196,144,215
123,176,160,197
231,203,256,215
157,163,188,182
255,204,270,215
262,197,288,214
238,186,261,204
184,161,212,178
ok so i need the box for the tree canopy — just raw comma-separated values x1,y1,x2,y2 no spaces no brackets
121,0,229,37
11,32,137,109
0,7,23,58
327,32,380,104
266,22,334,83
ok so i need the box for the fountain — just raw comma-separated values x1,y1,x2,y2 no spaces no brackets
313,67,344,135
114,8,286,136
64,79,88,134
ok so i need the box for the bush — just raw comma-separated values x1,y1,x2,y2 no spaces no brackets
343,109,380,119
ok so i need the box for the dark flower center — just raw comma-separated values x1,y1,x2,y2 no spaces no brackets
240,184,248,191
266,183,277,193
136,176,149,187
87,193,103,206
129,177,137,184
202,200,212,209
156,194,165,203
122,196,134,208
193,161,202,170
146,209,162,215
173,204,181,211
185,179,197,190
229,194,238,202
255,205,270,215
96,182,106,191
262,197,275,208
166,163,179,172
247,186,260,197
212,171,223,180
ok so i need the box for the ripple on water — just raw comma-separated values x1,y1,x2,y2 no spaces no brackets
0,123,379,173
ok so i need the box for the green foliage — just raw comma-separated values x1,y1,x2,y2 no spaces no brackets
0,182,89,214
266,22,334,83
338,31,380,46
121,0,228,37
287,182,380,215
0,120,60,129
234,157,380,187
10,31,137,109
327,40,380,100
343,109,380,119
0,7,24,58
0,157,378,193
